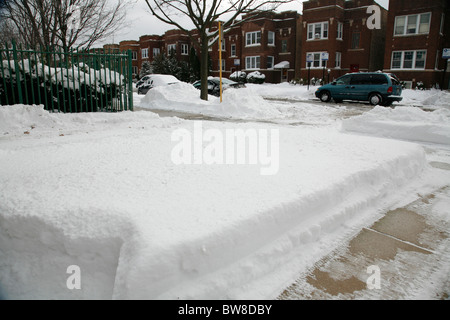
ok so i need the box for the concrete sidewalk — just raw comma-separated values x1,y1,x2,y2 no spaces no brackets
279,168,450,300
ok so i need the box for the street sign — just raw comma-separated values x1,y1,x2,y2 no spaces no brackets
306,53,314,63
443,48,450,59
321,52,329,61
234,59,240,66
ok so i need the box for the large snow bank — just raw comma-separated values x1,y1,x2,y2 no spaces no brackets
402,89,450,109
139,82,283,119
341,106,450,145
0,105,428,299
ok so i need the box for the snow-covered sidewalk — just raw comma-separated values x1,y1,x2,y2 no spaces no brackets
1,84,449,300
0,103,437,299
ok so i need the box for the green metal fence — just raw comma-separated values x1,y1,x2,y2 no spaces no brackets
0,41,133,112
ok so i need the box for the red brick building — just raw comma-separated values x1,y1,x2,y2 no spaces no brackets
118,40,140,77
206,11,302,83
301,0,387,83
383,0,450,89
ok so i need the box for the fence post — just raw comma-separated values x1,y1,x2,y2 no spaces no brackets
127,50,133,111
12,40,24,104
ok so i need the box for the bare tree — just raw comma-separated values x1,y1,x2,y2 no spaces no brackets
0,0,129,51
144,0,294,100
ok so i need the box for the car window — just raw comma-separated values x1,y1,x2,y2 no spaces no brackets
388,74,400,85
350,74,371,85
371,74,388,85
336,75,351,85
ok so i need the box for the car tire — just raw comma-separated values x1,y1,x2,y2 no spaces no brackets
369,93,382,106
319,91,331,103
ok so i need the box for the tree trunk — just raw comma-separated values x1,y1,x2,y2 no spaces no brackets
200,34,210,101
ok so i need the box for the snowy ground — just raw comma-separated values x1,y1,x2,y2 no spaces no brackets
0,83,449,299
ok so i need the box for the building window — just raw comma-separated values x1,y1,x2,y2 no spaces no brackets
132,51,137,60
167,44,176,55
307,52,327,69
391,50,427,70
267,56,274,69
394,13,431,36
268,31,275,46
307,22,328,40
181,44,189,55
335,52,341,68
231,44,236,57
436,50,441,70
132,66,138,75
220,39,225,52
219,59,225,71
440,14,445,35
142,48,148,59
246,31,261,46
337,22,343,40
351,32,360,49
153,48,160,57
245,56,260,69
281,39,288,53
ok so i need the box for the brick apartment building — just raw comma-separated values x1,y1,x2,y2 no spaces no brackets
383,0,450,89
301,0,387,83
103,0,450,88
206,11,302,83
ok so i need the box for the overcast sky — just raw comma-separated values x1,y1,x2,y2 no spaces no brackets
100,0,389,46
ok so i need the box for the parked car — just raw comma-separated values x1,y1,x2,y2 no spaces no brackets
137,74,181,95
315,72,403,106
136,75,151,88
192,77,245,97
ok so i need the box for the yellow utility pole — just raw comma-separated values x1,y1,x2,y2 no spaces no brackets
218,21,223,103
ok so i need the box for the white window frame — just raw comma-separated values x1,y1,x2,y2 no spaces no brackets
268,31,275,46
267,56,274,69
436,50,441,70
394,12,431,36
153,48,160,57
132,51,137,60
167,44,176,54
335,52,341,68
181,44,189,55
391,50,427,70
337,22,343,40
307,21,329,40
246,31,261,46
219,39,225,52
245,56,260,70
440,13,445,35
230,44,236,57
220,59,225,72
307,52,328,69
141,48,148,59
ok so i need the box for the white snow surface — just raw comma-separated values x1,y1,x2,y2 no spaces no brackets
1,83,449,300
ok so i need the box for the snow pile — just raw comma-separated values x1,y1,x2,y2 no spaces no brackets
0,104,173,136
245,82,318,101
402,89,450,109
139,82,282,119
0,105,429,299
341,106,450,145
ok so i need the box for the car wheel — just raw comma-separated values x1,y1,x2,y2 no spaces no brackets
319,91,331,102
369,93,382,106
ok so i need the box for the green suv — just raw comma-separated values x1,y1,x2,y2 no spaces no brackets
315,72,403,106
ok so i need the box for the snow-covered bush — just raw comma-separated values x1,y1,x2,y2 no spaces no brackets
229,71,247,83
0,59,126,112
246,71,265,84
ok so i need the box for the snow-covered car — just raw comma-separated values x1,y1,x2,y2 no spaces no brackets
135,75,151,88
137,74,182,95
192,77,245,97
